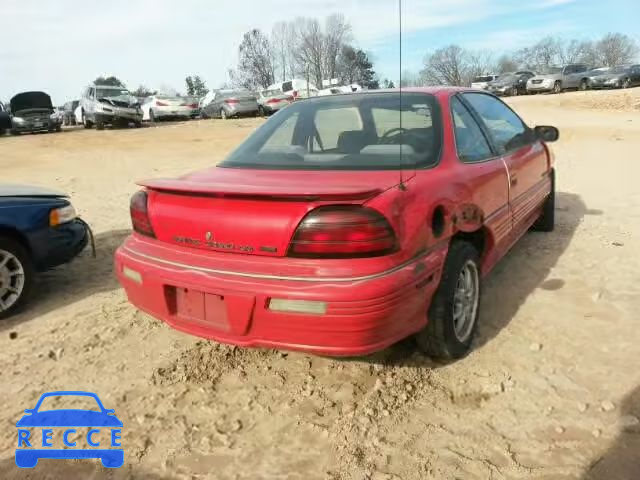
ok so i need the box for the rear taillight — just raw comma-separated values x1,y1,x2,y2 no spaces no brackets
188,103,198,108
225,99,239,105
288,206,397,258
266,98,280,104
156,101,169,106
130,190,155,238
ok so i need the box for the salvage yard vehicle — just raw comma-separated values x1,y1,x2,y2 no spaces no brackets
116,88,558,359
201,89,259,120
470,74,499,90
0,184,92,318
563,67,608,91
9,92,62,134
589,64,640,89
0,101,10,135
62,100,79,125
79,85,143,130
256,89,293,116
141,95,199,122
267,79,319,99
487,71,536,96
526,64,590,94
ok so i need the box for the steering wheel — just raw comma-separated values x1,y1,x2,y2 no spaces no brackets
380,127,408,144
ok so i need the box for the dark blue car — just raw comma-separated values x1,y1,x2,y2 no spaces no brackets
16,391,123,468
0,184,92,318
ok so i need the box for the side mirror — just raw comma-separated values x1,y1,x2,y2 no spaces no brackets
534,125,559,143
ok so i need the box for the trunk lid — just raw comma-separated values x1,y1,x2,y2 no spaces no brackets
140,167,399,257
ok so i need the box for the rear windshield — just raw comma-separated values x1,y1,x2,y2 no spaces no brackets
220,93,442,170
473,76,494,83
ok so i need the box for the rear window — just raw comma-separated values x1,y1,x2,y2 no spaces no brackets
282,81,293,92
220,93,442,170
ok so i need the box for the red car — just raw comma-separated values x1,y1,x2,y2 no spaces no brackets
115,88,558,359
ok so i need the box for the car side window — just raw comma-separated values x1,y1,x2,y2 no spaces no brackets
450,97,493,163
462,93,531,154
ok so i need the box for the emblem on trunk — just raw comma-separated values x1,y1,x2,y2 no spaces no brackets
205,232,213,241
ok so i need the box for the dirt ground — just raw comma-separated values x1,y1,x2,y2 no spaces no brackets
0,88,639,480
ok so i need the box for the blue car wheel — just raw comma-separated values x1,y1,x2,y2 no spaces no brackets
0,236,34,319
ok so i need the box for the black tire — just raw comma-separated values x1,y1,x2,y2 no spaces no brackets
511,86,519,97
532,169,555,232
134,121,142,128
622,78,630,89
415,241,481,360
95,120,104,130
220,108,227,120
82,111,93,129
579,79,588,91
0,236,34,319
258,106,265,117
553,81,562,94
55,124,62,132
63,116,68,126
149,109,156,123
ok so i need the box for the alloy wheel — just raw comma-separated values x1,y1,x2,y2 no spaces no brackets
452,260,480,343
0,248,25,313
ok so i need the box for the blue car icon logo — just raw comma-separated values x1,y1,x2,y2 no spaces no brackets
15,391,123,468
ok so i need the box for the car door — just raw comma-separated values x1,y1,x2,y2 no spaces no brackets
631,65,640,85
449,95,511,271
86,87,96,117
461,92,551,240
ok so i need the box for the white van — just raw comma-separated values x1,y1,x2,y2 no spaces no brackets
267,79,319,99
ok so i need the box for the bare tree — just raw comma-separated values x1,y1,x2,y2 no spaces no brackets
232,29,276,89
515,37,562,69
421,45,468,86
272,22,298,81
322,14,352,82
399,69,421,87
496,55,518,73
466,50,495,82
294,18,324,87
596,33,638,66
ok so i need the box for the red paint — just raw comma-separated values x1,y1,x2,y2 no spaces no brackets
115,87,553,356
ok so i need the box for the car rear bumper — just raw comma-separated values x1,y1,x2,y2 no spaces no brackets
153,107,196,118
226,105,259,116
527,84,553,92
115,236,445,356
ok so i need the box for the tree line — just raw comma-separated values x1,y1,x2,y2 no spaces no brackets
228,14,380,91
418,32,638,87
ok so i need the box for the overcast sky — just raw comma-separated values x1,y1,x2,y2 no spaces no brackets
2,0,638,104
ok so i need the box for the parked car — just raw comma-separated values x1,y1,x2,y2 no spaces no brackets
115,87,558,360
318,87,343,96
201,90,259,119
256,89,293,116
267,79,319,99
9,92,62,134
589,64,640,89
470,74,499,90
0,101,10,135
560,67,606,91
487,71,536,96
0,184,92,318
79,85,143,130
141,95,199,122
526,64,591,94
62,100,79,125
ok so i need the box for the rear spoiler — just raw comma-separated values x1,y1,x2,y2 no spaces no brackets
137,178,382,201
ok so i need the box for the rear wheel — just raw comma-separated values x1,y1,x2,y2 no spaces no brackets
95,119,104,130
532,169,555,232
149,109,156,123
511,86,519,96
553,81,562,94
258,106,265,117
0,236,34,319
622,78,630,89
220,108,227,120
579,79,588,91
416,241,481,360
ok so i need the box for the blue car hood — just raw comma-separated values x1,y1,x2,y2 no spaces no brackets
0,183,67,198
16,410,123,427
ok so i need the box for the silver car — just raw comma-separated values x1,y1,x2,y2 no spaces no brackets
79,85,143,130
256,89,293,116
527,64,591,94
201,90,259,120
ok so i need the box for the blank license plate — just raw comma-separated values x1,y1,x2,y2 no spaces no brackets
173,288,230,332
